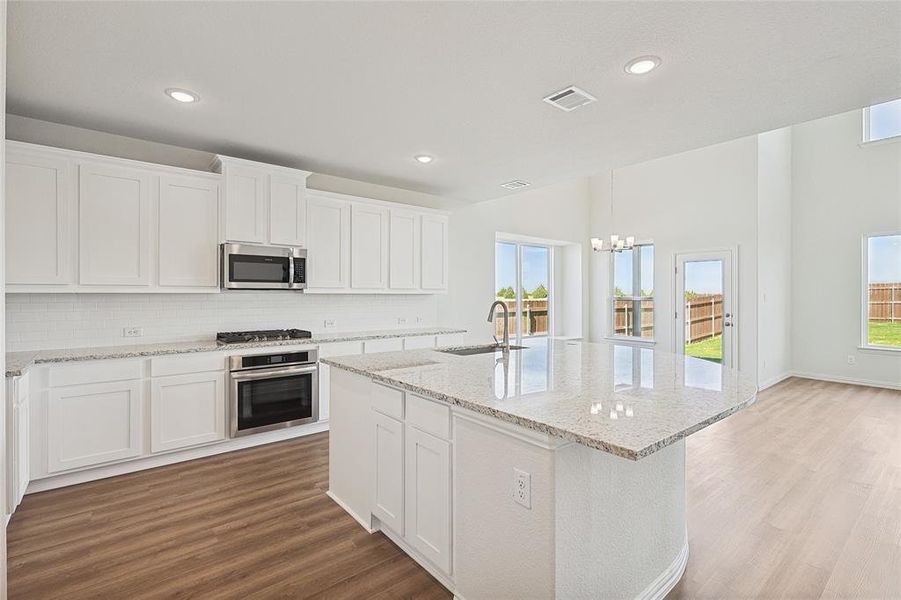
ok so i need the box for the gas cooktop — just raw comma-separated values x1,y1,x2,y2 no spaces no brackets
216,329,313,344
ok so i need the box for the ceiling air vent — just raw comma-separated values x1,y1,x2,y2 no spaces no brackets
543,86,597,112
501,180,531,190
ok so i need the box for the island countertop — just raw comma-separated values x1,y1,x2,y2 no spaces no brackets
322,338,758,460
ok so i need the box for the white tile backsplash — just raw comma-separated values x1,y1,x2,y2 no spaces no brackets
5,292,439,351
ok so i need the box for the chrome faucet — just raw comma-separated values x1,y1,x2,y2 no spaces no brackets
487,300,510,353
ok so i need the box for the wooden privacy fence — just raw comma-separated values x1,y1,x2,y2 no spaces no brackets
614,295,723,343
493,299,549,337
613,300,655,337
869,283,901,322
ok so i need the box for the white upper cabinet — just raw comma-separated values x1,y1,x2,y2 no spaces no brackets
269,173,308,247
5,148,75,285
221,162,267,244
214,155,311,246
78,162,152,286
159,175,220,288
389,209,421,290
351,203,389,289
421,214,449,291
306,193,351,289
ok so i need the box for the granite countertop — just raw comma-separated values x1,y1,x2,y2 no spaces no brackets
5,327,466,377
322,338,758,460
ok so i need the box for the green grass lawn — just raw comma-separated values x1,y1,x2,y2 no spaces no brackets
868,321,901,347
685,335,722,363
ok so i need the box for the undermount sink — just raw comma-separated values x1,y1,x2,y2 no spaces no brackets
438,344,527,356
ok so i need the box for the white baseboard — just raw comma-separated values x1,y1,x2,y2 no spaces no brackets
325,490,375,534
27,420,330,494
791,371,901,391
637,534,689,600
758,372,793,391
379,523,457,594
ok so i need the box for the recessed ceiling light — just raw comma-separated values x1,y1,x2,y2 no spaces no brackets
414,155,434,164
624,56,662,75
501,180,531,190
165,88,200,103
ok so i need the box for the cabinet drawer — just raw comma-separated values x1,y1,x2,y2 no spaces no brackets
404,336,436,350
150,353,226,377
371,383,404,420
364,338,404,353
406,393,450,440
318,341,363,358
49,359,142,387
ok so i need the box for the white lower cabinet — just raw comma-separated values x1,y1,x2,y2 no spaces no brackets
47,379,143,473
405,425,452,574
150,371,226,453
371,411,404,534
363,338,404,353
7,374,30,516
369,384,453,577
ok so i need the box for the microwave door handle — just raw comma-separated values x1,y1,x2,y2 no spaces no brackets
288,256,295,286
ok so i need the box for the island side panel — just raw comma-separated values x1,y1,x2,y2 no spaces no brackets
327,367,373,531
453,413,559,600
555,439,688,599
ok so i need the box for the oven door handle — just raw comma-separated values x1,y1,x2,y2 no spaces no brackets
230,364,319,381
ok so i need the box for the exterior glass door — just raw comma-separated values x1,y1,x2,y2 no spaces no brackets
675,251,735,367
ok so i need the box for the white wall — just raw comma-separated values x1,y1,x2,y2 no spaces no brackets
588,136,760,374
756,128,793,388
438,179,591,344
791,109,901,388
1,0,9,589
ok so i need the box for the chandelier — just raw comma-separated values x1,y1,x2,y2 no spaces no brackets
590,171,635,253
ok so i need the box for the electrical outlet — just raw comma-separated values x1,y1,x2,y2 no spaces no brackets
323,319,336,329
397,317,407,326
513,468,531,509
416,316,423,324
847,355,856,365
122,327,143,338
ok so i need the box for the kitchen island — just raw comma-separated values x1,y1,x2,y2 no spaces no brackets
324,339,757,599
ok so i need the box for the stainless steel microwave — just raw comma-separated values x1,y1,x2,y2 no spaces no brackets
221,243,307,290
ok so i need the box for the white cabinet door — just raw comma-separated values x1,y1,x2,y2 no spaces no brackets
78,163,152,286
405,425,452,574
421,214,449,291
48,380,143,473
159,175,220,288
351,203,389,289
307,195,351,289
224,164,267,243
151,371,226,453
16,394,29,506
372,410,404,534
6,387,18,514
6,150,75,285
269,173,308,247
389,209,421,290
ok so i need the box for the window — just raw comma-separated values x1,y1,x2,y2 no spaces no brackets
495,241,552,340
863,98,901,143
863,233,901,349
611,244,654,340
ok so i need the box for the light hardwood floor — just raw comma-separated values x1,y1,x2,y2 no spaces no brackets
670,377,901,599
7,377,900,599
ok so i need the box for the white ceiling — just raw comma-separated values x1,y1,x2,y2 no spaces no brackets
7,1,901,202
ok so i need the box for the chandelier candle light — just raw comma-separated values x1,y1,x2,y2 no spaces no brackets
591,171,635,253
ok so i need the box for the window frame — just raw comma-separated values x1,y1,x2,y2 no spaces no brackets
860,231,901,352
495,239,554,342
862,101,901,146
608,242,655,344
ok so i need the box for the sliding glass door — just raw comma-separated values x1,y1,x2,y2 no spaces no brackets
495,241,552,340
